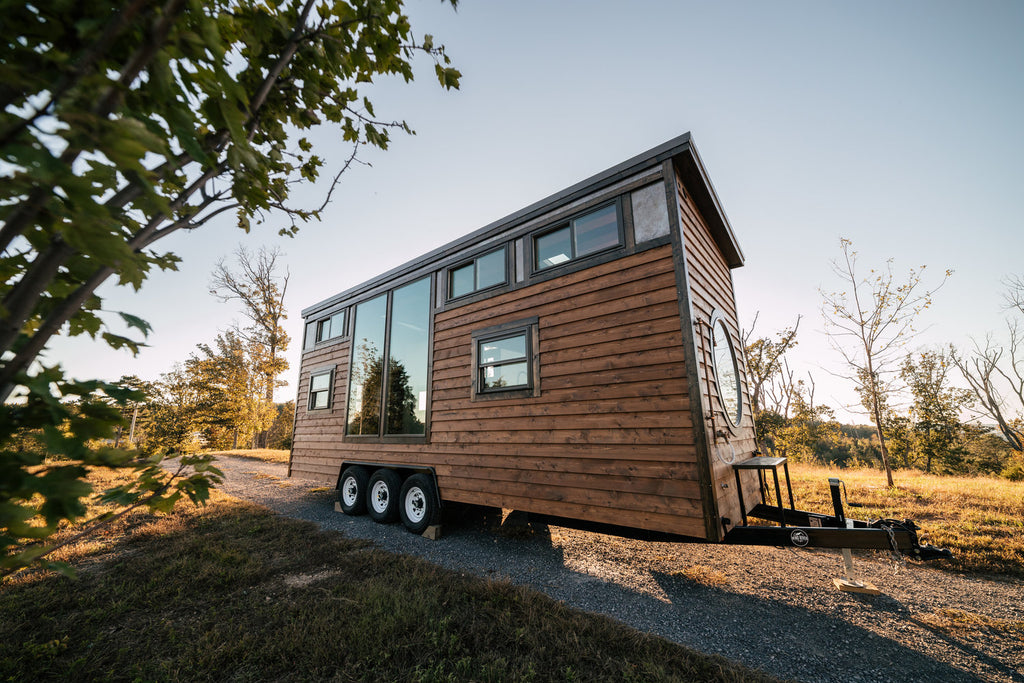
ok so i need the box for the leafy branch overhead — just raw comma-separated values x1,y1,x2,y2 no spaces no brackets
0,0,459,574
0,0,461,400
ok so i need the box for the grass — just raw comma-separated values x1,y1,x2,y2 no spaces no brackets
204,448,291,464
1,474,777,683
787,463,1024,578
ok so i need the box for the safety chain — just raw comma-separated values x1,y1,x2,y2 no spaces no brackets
882,522,906,576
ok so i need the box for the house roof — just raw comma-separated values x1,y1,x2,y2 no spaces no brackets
302,132,743,318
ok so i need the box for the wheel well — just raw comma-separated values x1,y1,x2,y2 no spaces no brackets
336,461,442,511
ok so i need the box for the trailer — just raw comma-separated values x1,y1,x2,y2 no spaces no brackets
289,133,947,569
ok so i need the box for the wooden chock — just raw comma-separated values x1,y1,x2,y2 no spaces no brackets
422,525,442,541
833,547,881,595
334,501,343,514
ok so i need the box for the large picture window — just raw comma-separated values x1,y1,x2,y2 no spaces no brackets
534,203,621,271
346,295,387,435
346,277,431,437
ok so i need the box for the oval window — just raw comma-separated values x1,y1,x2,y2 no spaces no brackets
710,314,742,428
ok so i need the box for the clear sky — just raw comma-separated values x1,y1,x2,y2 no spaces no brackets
46,0,1024,421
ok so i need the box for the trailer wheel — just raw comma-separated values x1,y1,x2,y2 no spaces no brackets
338,466,370,515
367,469,402,523
400,474,439,534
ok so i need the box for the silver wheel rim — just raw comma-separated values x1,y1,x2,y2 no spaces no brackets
342,477,359,507
405,486,426,524
370,480,390,514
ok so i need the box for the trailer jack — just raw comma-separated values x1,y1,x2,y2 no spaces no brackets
724,459,951,589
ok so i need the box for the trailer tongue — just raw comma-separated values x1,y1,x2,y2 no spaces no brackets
722,456,950,564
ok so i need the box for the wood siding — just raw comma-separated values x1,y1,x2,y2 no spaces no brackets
674,172,760,531
290,245,709,538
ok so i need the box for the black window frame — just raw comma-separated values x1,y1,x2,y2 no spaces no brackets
531,200,623,273
343,276,434,443
307,366,335,412
303,307,348,351
446,245,509,301
470,317,540,401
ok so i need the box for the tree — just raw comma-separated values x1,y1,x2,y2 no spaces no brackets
1,0,459,572
742,312,801,417
900,348,974,473
820,238,950,486
953,278,1024,453
770,380,841,463
0,0,460,399
210,245,290,448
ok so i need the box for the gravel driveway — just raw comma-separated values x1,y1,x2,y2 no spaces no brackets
212,455,1023,683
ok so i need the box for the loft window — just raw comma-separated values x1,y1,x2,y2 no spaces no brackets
471,318,539,400
534,203,621,271
304,309,347,350
448,246,507,299
308,368,334,411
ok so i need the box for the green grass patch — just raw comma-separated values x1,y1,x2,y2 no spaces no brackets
1,492,776,682
788,463,1024,578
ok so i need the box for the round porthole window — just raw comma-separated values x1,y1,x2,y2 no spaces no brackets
710,312,742,429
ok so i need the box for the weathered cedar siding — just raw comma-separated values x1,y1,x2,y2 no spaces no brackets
674,172,760,530
289,339,351,479
290,244,708,538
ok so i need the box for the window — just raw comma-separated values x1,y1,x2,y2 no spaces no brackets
346,294,387,435
471,318,539,400
346,277,432,437
448,246,507,299
308,368,334,411
304,309,347,350
709,311,742,429
478,334,529,390
534,203,620,271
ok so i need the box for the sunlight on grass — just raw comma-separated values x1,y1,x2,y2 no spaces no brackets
1,469,776,683
788,463,1024,577
205,449,291,464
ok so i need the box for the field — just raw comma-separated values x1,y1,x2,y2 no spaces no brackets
0,468,774,683
787,463,1024,578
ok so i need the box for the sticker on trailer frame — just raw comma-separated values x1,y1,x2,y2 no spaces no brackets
790,529,810,547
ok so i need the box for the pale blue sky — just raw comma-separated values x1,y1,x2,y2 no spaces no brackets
48,1,1024,420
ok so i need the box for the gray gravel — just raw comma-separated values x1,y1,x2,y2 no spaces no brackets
213,455,1023,683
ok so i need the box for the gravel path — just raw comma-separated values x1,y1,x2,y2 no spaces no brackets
213,456,1023,683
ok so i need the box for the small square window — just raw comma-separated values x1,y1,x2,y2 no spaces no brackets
471,318,539,400
308,369,333,410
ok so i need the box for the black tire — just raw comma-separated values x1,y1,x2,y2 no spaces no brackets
367,469,402,523
399,473,440,534
338,466,370,515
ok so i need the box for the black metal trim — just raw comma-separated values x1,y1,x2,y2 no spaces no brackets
300,134,740,319
664,160,721,542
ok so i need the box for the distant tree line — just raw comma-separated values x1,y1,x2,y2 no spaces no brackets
746,240,1024,482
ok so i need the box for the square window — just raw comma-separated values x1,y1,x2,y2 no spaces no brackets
476,248,506,290
472,321,538,400
573,204,619,256
535,227,572,270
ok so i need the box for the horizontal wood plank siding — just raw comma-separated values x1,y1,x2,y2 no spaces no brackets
289,245,707,538
289,338,351,480
675,173,761,528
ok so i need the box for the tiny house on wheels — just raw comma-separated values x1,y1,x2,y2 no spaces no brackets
289,133,947,568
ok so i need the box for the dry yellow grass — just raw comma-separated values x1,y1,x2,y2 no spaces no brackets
787,463,1024,577
204,448,291,464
